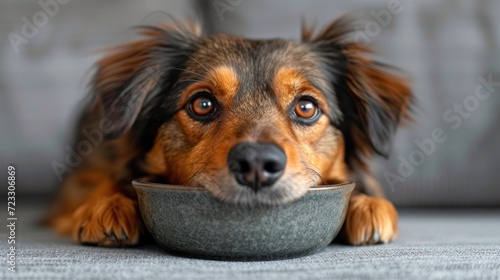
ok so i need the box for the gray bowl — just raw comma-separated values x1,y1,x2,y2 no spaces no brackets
132,177,354,260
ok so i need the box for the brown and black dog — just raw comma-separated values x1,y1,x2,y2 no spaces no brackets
46,16,412,247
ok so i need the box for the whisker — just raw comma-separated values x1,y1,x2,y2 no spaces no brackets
305,167,325,185
172,79,204,88
180,161,209,167
301,161,327,185
185,169,203,186
170,68,207,80
167,67,218,89
183,53,210,73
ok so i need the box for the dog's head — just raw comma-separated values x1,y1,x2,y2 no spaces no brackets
91,17,411,205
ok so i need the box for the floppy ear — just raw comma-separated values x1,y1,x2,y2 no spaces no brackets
90,23,201,139
303,16,412,170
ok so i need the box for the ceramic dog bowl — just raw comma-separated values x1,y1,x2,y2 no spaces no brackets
132,177,354,260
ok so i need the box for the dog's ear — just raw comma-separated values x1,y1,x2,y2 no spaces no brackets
91,23,201,139
303,16,412,170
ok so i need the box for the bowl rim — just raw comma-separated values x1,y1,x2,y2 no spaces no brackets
132,176,355,192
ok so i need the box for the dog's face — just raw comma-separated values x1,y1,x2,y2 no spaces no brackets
150,38,347,205
93,18,411,205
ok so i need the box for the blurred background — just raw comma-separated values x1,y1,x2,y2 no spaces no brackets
0,0,499,206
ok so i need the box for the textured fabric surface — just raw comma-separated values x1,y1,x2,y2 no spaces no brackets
2,206,499,280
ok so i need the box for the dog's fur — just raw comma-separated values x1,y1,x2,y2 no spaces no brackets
46,16,411,247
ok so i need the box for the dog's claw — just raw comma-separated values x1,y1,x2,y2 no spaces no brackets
78,226,84,242
121,230,128,242
372,229,380,244
105,231,118,243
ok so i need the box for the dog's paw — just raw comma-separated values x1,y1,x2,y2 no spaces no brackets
72,194,142,247
343,195,398,245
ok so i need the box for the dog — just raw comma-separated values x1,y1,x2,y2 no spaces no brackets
45,15,412,247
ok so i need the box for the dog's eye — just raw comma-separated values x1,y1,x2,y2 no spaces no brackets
192,96,214,116
186,92,217,121
293,97,319,122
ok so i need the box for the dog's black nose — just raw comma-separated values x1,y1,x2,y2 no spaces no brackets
227,142,286,191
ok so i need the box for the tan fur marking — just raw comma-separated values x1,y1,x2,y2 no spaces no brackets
272,67,329,115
